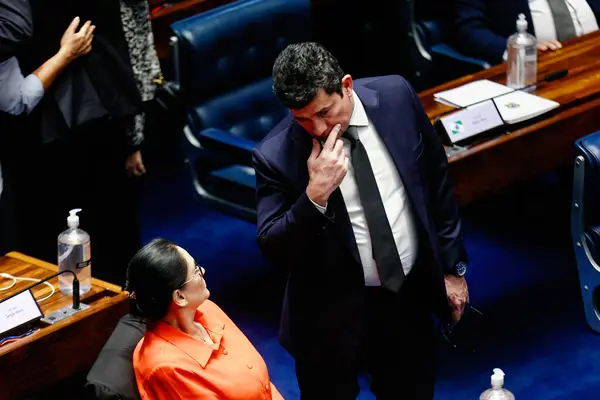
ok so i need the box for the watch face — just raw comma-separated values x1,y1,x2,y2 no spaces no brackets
456,263,467,276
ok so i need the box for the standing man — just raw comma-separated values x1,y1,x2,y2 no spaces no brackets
253,42,470,399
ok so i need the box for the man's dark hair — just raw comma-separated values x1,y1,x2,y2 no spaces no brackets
272,42,345,110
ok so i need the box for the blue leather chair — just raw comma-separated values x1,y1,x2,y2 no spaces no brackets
413,0,491,88
572,131,600,333
170,0,311,220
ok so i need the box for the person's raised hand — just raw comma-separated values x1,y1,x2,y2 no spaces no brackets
306,124,349,206
59,17,95,61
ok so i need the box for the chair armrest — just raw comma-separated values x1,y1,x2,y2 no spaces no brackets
431,43,491,69
197,128,256,167
586,225,600,264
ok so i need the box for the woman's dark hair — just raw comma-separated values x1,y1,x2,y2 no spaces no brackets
125,238,188,321
272,42,345,109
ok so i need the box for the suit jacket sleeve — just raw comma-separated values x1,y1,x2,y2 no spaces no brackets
0,0,33,62
454,0,507,65
253,145,333,266
406,79,469,273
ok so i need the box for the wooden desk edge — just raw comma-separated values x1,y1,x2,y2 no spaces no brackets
5,251,125,294
444,94,600,164
0,291,129,356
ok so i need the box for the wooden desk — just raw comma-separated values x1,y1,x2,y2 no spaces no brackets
0,252,129,400
420,31,600,205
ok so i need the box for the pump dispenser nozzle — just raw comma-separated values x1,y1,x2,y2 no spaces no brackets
67,208,82,228
491,368,505,388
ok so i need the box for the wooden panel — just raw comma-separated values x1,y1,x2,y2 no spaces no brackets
0,252,129,400
418,31,600,204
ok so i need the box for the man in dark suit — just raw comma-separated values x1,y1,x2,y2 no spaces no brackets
253,42,470,399
455,0,600,65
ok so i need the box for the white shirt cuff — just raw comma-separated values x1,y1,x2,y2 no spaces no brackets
308,196,327,214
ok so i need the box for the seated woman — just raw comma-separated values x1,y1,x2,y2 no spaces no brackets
126,238,284,400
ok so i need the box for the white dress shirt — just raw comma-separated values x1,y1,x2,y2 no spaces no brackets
529,0,599,41
311,91,419,286
503,0,598,60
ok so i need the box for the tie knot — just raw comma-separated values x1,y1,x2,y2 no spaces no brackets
343,126,359,142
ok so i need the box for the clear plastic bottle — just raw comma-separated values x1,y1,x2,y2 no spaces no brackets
480,369,516,400
506,13,537,90
58,208,92,295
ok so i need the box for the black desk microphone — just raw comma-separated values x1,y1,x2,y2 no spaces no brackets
0,270,81,310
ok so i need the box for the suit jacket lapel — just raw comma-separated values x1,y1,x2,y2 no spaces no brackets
354,84,431,235
289,81,433,268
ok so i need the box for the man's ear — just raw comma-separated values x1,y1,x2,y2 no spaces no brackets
341,74,354,96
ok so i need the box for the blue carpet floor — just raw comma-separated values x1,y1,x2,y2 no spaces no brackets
139,142,600,399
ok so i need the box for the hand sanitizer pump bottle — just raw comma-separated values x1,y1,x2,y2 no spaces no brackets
58,208,92,295
506,13,537,90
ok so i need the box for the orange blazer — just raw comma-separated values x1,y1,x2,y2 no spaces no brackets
133,300,284,400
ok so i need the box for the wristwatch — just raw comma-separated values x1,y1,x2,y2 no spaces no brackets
453,262,468,277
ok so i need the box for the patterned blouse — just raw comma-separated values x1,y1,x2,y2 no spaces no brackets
120,0,162,151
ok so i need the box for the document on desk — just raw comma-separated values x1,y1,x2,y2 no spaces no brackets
434,80,515,108
493,90,560,124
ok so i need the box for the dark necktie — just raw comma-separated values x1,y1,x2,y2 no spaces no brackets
344,126,406,292
547,0,577,41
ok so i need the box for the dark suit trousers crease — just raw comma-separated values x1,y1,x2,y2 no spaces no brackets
5,118,141,286
295,266,436,400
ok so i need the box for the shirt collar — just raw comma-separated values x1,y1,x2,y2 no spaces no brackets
151,303,226,368
349,90,369,127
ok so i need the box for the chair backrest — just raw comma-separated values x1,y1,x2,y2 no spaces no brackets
171,0,311,106
188,79,289,143
572,131,600,333
170,0,310,142
84,313,146,400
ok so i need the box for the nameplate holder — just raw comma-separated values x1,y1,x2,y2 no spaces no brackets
437,100,505,146
0,290,43,338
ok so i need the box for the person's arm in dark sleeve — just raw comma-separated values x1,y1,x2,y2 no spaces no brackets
454,0,507,64
404,78,469,273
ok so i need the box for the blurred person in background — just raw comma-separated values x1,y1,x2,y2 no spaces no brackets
2,0,147,285
0,0,94,254
454,0,600,64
